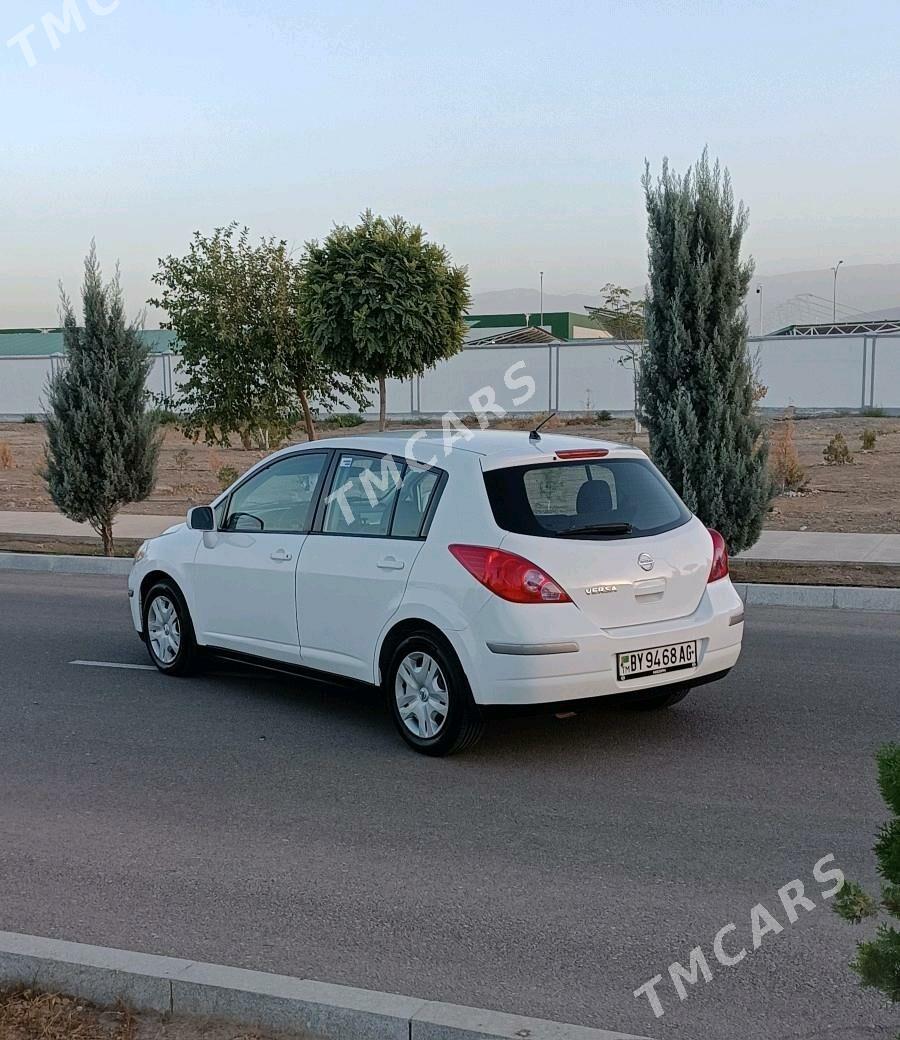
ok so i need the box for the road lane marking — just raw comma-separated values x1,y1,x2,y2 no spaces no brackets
70,660,157,671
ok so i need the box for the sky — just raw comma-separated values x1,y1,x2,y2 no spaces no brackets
2,0,900,326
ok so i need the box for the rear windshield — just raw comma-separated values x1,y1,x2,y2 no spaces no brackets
483,458,691,539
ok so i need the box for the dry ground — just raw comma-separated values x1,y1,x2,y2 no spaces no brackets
0,414,897,534
0,988,309,1040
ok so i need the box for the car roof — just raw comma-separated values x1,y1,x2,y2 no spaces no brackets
289,429,632,459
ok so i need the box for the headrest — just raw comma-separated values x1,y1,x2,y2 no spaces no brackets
576,479,613,516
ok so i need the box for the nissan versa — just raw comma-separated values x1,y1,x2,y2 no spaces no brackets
128,430,744,754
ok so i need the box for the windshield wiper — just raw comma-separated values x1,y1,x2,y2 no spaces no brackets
558,522,633,537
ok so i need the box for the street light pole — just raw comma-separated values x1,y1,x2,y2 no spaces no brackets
539,271,544,329
832,259,844,322
755,284,763,335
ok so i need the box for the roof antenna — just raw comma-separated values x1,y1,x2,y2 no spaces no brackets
529,412,556,442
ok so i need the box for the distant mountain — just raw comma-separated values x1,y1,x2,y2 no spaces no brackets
469,289,603,317
472,263,900,334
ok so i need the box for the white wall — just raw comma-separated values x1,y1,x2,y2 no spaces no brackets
2,334,899,419
0,355,54,416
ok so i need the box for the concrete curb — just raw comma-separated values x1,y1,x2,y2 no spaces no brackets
0,932,652,1040
0,552,132,575
731,581,900,611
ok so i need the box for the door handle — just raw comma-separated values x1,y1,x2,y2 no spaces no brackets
270,549,293,562
377,555,405,570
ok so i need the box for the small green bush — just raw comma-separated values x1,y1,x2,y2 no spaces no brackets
823,433,853,465
22,414,38,424
862,406,886,418
216,465,238,489
861,429,877,451
834,744,900,1009
595,410,613,422
326,413,365,428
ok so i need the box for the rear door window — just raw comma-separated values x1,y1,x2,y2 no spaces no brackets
484,458,690,539
322,453,404,536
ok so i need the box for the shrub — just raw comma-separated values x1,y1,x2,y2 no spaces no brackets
216,465,238,490
22,414,38,424
0,442,14,469
595,410,613,422
833,744,900,1008
861,429,877,451
862,406,886,418
770,417,806,492
326,412,365,428
823,433,853,465
157,409,181,426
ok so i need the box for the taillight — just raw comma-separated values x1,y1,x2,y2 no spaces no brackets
707,528,729,583
449,544,572,603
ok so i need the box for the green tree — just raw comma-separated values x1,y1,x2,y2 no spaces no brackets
299,210,470,430
639,151,770,552
150,225,367,447
586,283,646,341
44,244,161,556
833,743,900,1016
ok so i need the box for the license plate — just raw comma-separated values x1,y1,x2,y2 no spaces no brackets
616,640,697,681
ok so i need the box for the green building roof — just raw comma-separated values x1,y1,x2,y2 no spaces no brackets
465,311,603,341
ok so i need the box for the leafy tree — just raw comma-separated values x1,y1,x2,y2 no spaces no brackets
299,210,471,430
44,244,161,556
586,283,646,431
640,151,770,552
150,225,367,447
833,743,900,1013
586,282,646,341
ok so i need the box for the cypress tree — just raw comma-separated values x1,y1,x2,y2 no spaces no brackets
44,244,161,555
640,151,770,553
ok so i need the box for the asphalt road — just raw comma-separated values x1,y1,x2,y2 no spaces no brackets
1,572,898,1040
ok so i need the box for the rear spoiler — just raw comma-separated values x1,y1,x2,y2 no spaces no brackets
480,446,644,472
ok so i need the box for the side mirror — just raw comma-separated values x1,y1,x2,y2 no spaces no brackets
187,505,215,531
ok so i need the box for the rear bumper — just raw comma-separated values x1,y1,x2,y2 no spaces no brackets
464,578,744,706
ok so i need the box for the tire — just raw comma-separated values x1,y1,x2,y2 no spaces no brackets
386,632,484,756
142,580,198,676
625,685,691,711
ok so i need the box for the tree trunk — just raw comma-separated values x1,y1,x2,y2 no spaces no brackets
298,388,316,441
97,518,115,557
378,375,387,432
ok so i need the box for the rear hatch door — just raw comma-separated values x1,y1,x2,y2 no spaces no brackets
482,452,712,628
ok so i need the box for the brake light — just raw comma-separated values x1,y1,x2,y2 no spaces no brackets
449,544,572,603
555,448,609,459
707,528,729,583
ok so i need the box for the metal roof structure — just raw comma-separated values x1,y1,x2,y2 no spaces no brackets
464,326,559,346
769,319,900,336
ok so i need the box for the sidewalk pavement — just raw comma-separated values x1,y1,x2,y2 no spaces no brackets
0,511,183,539
1,512,899,564
737,530,900,564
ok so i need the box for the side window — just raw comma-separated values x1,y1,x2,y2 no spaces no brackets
224,452,329,534
390,466,441,538
323,453,404,537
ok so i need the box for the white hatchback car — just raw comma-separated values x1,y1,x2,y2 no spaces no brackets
129,430,744,754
